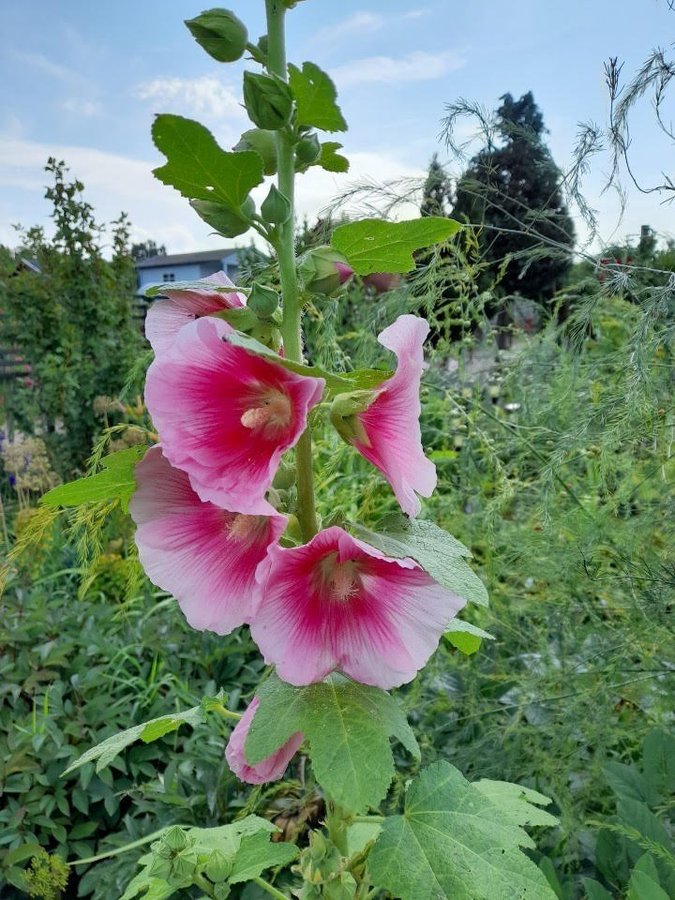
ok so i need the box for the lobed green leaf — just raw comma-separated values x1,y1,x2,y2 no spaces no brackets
41,445,146,512
288,62,347,132
152,115,263,209
246,674,419,813
368,761,558,900
331,217,463,275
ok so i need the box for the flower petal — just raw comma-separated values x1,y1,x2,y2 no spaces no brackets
144,316,325,513
130,445,286,634
225,697,303,785
354,314,437,517
145,270,245,355
251,526,465,689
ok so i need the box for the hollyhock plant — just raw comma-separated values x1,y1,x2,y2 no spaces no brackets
225,697,303,785
129,445,286,634
144,315,325,514
251,525,466,689
335,314,437,517
145,270,246,356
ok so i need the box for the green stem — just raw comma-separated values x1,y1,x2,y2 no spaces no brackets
68,827,179,865
252,875,291,900
194,873,216,897
265,0,318,541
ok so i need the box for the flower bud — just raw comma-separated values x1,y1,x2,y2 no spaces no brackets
185,9,248,63
248,282,279,318
191,197,254,238
234,129,277,176
162,825,190,853
362,272,401,294
329,390,377,447
243,71,293,130
261,185,291,225
298,246,353,297
204,849,233,883
295,133,321,168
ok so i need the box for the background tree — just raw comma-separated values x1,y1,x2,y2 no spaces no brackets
451,92,575,303
0,159,141,474
130,239,166,260
421,153,453,218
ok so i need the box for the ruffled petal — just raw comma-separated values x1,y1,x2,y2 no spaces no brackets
130,446,286,634
144,316,325,514
225,697,303,785
251,526,465,689
145,271,245,355
354,315,437,517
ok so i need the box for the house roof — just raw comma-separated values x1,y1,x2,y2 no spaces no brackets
135,248,240,269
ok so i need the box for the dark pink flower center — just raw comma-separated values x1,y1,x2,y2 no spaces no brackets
240,388,292,435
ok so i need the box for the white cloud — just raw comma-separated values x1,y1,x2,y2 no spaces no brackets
136,76,245,123
0,135,427,254
62,98,102,117
331,51,465,88
314,12,384,42
11,50,75,82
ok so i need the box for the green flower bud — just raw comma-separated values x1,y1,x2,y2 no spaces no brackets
191,196,255,238
214,883,231,900
243,71,293,130
330,390,378,447
273,462,296,491
185,9,248,63
261,185,291,225
234,128,278,175
248,282,280,317
295,132,321,168
324,872,357,900
204,849,233,883
162,825,190,853
172,850,199,880
298,246,353,297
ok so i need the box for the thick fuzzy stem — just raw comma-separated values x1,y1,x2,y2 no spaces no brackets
265,0,318,541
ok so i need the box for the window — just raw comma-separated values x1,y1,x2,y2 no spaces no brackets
162,273,176,282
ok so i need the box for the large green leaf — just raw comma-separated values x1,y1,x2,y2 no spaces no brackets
331,217,462,275
246,674,419,813
352,518,488,607
225,330,390,396
474,780,558,828
145,279,248,299
121,817,296,900
603,761,656,805
152,115,263,209
62,694,222,776
288,62,347,132
444,620,494,655
368,761,558,900
41,446,146,512
581,879,613,900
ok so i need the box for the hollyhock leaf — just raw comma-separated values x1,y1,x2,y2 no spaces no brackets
247,674,418,811
225,330,390,395
331,217,462,275
473,781,558,828
229,831,298,883
368,761,558,900
582,879,614,900
317,141,349,173
62,697,215,776
41,446,146,511
152,115,264,209
145,279,248,299
444,620,494,654
288,62,347,132
352,519,488,607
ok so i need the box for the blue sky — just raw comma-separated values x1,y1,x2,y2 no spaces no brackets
1,0,673,254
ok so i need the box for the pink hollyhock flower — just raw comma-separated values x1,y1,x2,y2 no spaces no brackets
225,697,303,785
129,445,286,633
362,272,401,294
348,314,436,517
251,525,465,689
144,316,325,514
146,270,246,355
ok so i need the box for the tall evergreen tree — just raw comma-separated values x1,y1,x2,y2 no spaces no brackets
421,153,453,218
451,92,575,302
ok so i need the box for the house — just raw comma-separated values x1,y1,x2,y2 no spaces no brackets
135,248,242,298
